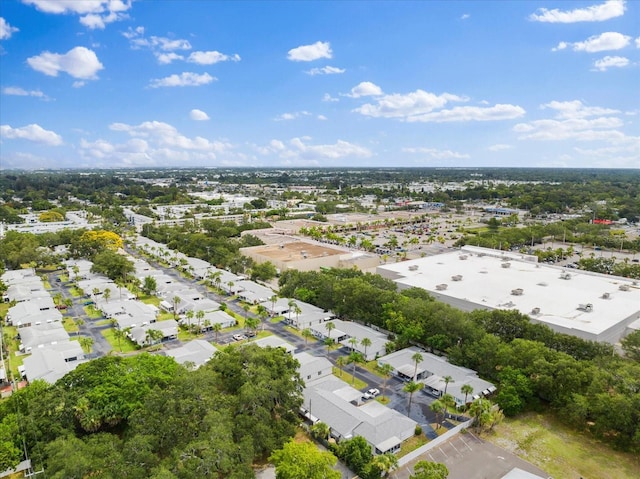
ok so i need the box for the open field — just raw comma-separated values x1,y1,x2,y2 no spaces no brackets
486,412,640,479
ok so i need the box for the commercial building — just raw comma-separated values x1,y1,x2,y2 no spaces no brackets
378,246,640,344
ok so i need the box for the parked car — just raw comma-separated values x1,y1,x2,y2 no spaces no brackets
362,388,380,400
55,304,68,310
232,334,247,341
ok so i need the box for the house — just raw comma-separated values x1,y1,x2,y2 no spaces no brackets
294,351,332,382
253,335,297,354
7,302,62,328
22,346,86,384
310,319,387,361
18,322,70,352
184,257,212,280
283,301,334,330
65,259,94,280
165,339,216,369
4,283,49,303
235,280,274,304
259,297,291,316
301,375,417,455
1,268,37,285
378,347,496,407
128,319,179,346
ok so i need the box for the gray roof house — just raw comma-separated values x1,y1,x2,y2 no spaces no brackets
165,339,216,368
18,322,70,352
310,319,387,361
284,301,334,330
301,375,417,455
378,347,496,407
253,335,297,354
294,351,333,383
128,319,179,346
22,347,85,384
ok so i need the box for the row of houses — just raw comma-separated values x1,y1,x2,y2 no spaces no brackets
1,268,87,384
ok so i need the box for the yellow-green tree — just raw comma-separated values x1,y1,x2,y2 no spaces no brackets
39,210,65,222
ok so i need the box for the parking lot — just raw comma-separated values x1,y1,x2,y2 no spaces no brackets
391,432,549,479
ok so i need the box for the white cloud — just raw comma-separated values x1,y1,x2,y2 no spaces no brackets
0,123,62,145
574,141,640,168
460,14,470,20
27,46,104,79
190,109,210,121
402,147,470,159
123,27,192,52
72,81,86,88
273,111,311,121
23,0,133,29
553,32,630,53
592,55,629,71
156,52,184,64
257,137,372,163
353,87,468,119
188,51,241,65
406,104,526,123
488,144,513,151
346,81,384,98
530,0,626,23
306,66,345,75
78,120,237,166
287,41,332,61
541,100,620,119
317,115,328,121
0,17,19,40
514,116,625,141
322,93,339,102
2,86,46,98
149,72,215,88
636,37,640,48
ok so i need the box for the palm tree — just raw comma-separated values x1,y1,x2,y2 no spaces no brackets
324,337,334,356
212,323,222,343
196,310,205,335
113,327,126,352
461,384,474,410
302,328,312,344
441,375,454,395
145,328,163,346
72,265,80,281
371,452,398,478
361,337,372,360
404,381,423,416
325,321,335,340
245,316,259,337
185,309,194,330
269,294,278,316
429,399,446,428
440,393,456,422
348,337,358,352
411,352,423,381
380,363,394,398
310,422,331,443
104,288,111,303
92,287,100,298
79,336,94,354
348,351,364,386
336,356,347,377
75,317,84,335
172,296,181,319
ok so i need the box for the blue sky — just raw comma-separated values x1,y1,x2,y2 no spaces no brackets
0,0,638,169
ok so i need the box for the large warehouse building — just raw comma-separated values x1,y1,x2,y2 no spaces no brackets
377,246,640,344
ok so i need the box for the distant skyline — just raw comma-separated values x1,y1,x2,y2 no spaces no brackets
0,0,638,169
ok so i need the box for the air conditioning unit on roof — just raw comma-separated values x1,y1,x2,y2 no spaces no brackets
511,288,524,296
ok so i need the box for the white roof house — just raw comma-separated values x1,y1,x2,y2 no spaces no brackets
128,319,179,346
22,347,85,384
284,301,335,330
165,339,216,369
310,319,387,361
7,304,62,328
294,351,333,382
378,347,495,407
179,310,237,330
18,322,70,352
253,335,297,354
301,375,417,455
4,283,49,303
235,280,274,304
1,268,37,285
377,246,640,344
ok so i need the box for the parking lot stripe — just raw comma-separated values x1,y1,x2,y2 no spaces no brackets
450,441,461,456
438,446,448,458
460,435,473,451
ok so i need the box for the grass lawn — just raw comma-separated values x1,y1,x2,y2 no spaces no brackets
332,367,367,390
84,306,102,319
101,328,137,353
486,412,640,479
0,324,24,379
269,315,284,324
69,287,83,297
397,433,429,458
177,329,198,342
139,295,161,307
157,312,175,321
63,317,79,334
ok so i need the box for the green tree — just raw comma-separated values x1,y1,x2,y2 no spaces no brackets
370,452,399,478
441,375,454,395
380,363,394,398
251,261,278,281
212,322,222,343
270,440,341,479
404,381,423,416
361,337,372,359
429,399,446,428
348,351,364,386
412,352,423,381
302,328,313,344
196,310,205,335
143,275,157,295
461,384,474,410
310,422,331,442
90,249,134,282
335,436,372,476
410,460,449,479
325,321,335,339
621,330,640,362
79,336,94,354
336,356,347,377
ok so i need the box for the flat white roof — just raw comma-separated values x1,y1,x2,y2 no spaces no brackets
378,247,640,342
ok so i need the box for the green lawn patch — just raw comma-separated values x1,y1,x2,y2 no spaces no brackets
139,295,161,307
157,312,175,321
69,287,83,297
397,433,429,458
269,315,284,324
101,328,136,353
63,317,79,334
333,367,367,390
486,412,640,479
84,306,102,319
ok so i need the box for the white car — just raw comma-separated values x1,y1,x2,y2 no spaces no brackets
362,388,380,399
